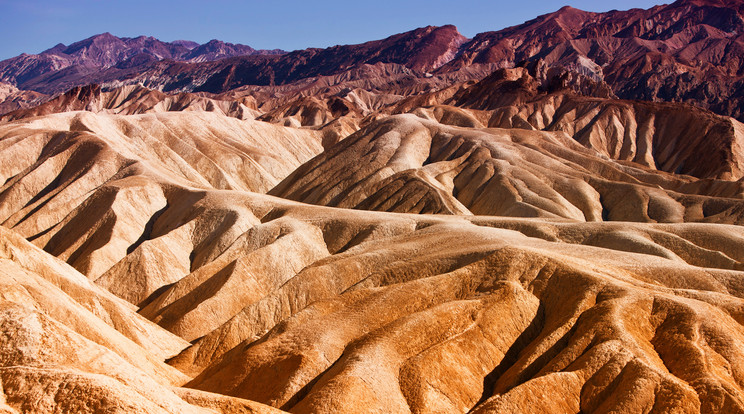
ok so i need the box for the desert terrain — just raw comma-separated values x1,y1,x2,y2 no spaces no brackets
1,0,744,413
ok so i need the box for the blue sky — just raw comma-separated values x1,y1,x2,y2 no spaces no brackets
0,0,667,60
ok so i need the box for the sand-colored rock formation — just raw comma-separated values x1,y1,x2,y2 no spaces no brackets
0,225,283,413
451,68,744,181
0,103,743,413
5,184,744,412
258,96,363,128
182,208,744,413
271,114,744,222
0,111,322,282
0,84,261,122
387,67,744,181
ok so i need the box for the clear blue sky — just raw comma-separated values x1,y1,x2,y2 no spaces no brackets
0,0,667,60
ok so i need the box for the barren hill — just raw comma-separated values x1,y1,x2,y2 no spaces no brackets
0,108,743,412
391,67,744,181
270,113,744,222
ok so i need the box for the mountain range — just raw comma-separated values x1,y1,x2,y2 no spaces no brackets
3,0,744,121
0,33,284,93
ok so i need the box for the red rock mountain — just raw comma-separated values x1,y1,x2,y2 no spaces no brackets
5,0,744,122
0,25,468,96
0,33,284,93
184,39,284,63
445,0,744,119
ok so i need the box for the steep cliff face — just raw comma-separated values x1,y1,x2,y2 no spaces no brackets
446,68,744,180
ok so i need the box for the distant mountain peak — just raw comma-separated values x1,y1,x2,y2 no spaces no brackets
171,40,199,50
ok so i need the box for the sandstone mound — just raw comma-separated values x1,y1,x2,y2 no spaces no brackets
271,114,744,223
0,109,321,200
0,111,322,281
0,225,283,413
